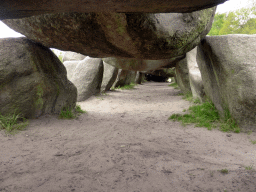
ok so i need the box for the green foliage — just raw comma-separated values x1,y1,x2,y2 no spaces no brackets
58,52,63,63
51,49,64,63
182,92,193,102
220,109,240,133
168,82,179,89
250,140,256,144
116,83,136,90
169,100,240,133
193,98,201,104
59,105,86,119
208,13,226,36
219,169,229,174
59,107,75,119
75,105,86,114
245,165,254,170
208,6,256,35
169,101,219,130
179,92,201,104
0,113,28,134
247,130,252,135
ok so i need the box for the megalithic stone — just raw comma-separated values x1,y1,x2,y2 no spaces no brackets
3,7,216,60
1,0,226,20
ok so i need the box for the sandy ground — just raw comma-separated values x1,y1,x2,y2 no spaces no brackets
1,82,256,192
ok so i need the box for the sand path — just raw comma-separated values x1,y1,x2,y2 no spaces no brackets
1,82,256,192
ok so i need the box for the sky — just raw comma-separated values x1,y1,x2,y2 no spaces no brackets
0,0,254,38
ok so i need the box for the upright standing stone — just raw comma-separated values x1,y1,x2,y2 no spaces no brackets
197,35,256,129
101,62,119,92
135,72,145,84
175,58,191,94
187,47,205,102
62,51,87,62
114,70,137,88
0,38,77,118
65,57,103,102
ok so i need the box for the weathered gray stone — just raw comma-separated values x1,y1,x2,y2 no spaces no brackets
175,58,191,94
63,51,87,62
135,72,145,84
3,7,216,60
101,62,119,92
114,70,137,88
0,38,77,118
63,60,79,80
0,0,226,20
187,47,205,102
197,35,256,129
103,57,181,71
65,57,103,102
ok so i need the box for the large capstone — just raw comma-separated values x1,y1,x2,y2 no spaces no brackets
103,57,182,71
0,38,77,118
3,8,216,60
0,0,226,20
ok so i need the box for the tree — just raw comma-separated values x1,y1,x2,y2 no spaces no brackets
208,5,256,35
208,13,225,36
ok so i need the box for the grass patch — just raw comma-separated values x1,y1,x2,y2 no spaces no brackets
247,131,252,135
75,105,86,114
169,101,219,130
59,105,86,119
169,96,240,133
116,83,136,90
179,92,201,104
168,82,179,89
250,140,256,144
59,107,75,119
0,113,28,134
183,92,193,102
219,169,229,174
193,98,201,104
220,109,240,133
245,165,253,170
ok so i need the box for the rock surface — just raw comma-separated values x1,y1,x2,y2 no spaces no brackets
63,51,87,62
63,57,103,102
101,62,119,92
103,57,181,71
135,72,145,84
175,58,192,94
114,70,137,88
187,47,205,102
3,8,216,60
197,35,256,129
0,38,77,118
1,0,226,20
63,61,80,80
